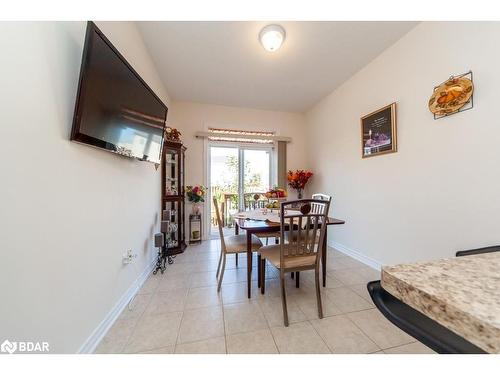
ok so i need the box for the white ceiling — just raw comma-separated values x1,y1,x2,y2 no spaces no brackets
137,21,418,113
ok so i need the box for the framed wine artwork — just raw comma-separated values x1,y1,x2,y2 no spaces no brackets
361,102,397,158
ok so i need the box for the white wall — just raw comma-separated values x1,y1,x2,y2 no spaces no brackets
0,22,170,353
306,22,500,267
169,101,309,224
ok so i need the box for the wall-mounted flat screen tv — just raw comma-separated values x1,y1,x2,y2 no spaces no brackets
71,21,167,164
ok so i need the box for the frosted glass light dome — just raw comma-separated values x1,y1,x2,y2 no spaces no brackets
259,24,286,52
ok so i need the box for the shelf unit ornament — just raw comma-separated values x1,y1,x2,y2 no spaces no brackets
153,232,172,275
185,185,205,244
189,214,202,244
164,126,182,143
160,140,187,259
429,71,474,120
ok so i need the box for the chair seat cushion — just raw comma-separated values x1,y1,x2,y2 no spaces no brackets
225,234,263,253
258,244,317,269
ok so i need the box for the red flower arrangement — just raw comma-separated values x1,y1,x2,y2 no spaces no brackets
287,170,313,198
287,170,313,190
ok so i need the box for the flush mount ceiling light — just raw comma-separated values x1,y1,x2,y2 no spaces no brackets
259,24,286,52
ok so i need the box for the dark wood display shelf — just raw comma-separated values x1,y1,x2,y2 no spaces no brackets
161,140,187,255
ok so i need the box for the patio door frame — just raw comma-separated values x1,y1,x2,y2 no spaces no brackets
206,141,276,238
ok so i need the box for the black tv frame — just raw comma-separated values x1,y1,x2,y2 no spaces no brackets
70,21,168,164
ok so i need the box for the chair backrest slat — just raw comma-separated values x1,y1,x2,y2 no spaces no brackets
312,193,332,218
297,215,303,256
311,215,320,253
304,216,312,254
244,192,266,211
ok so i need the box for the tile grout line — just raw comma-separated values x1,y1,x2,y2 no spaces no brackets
257,275,281,354
217,240,228,354
307,310,334,354
220,277,229,354
171,310,185,353
176,263,221,351
119,276,157,353
382,342,421,352
344,284,375,303
343,310,383,353
107,242,391,354
118,242,217,353
314,267,379,354
171,284,191,353
172,268,222,352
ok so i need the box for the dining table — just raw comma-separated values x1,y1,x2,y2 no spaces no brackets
233,209,345,298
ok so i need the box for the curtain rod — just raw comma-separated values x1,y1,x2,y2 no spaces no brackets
195,131,291,142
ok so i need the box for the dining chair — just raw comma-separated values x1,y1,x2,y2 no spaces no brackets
245,193,280,246
259,198,331,326
213,197,263,291
312,192,332,206
455,245,500,257
286,193,331,243
288,193,332,286
243,192,267,210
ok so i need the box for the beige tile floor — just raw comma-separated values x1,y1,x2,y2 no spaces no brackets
95,240,435,354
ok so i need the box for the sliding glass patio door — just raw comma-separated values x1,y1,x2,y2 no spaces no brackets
209,144,272,236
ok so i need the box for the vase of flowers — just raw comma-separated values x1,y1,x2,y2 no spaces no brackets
185,185,206,215
287,170,313,199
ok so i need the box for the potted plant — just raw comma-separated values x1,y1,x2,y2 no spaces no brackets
287,170,313,199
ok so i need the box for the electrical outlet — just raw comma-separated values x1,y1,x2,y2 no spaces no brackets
122,249,137,265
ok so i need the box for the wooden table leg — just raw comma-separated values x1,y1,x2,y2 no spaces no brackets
235,223,239,267
247,230,252,298
322,227,327,287
234,225,240,267
257,254,261,288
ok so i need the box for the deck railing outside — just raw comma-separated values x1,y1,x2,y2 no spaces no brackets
210,186,268,229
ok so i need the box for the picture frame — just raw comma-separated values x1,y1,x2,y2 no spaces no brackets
360,102,397,158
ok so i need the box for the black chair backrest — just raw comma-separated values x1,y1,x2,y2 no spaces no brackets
455,245,500,257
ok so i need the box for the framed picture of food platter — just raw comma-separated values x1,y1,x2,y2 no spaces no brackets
360,102,397,158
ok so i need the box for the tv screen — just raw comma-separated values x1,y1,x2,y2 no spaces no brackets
71,22,167,164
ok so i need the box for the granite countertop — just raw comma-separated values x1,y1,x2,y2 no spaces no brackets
381,252,500,353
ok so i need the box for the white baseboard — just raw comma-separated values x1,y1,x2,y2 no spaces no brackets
78,258,156,354
330,240,383,271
